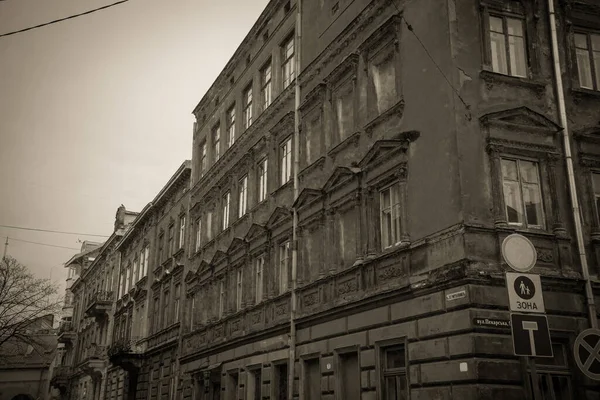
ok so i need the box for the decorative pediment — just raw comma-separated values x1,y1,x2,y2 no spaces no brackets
227,237,247,255
184,270,198,284
292,188,323,209
198,260,211,273
574,126,600,143
324,53,359,87
322,167,360,192
480,106,561,132
211,250,227,266
359,136,417,169
270,112,295,138
299,84,326,113
266,207,292,228
244,224,267,242
358,14,401,57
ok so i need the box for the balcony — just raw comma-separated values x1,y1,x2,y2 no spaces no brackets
78,343,107,379
57,321,76,345
108,337,145,373
50,366,72,393
85,291,113,322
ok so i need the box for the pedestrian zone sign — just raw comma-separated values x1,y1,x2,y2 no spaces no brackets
506,272,545,313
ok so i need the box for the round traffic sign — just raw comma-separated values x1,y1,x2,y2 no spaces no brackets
513,276,535,300
574,328,600,381
502,234,537,272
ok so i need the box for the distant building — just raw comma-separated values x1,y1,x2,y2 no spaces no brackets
0,314,57,400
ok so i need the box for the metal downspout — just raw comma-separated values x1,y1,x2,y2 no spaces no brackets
547,0,597,328
288,0,302,398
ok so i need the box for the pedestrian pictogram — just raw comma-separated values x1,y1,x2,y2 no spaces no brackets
574,328,600,381
506,272,545,313
510,313,553,357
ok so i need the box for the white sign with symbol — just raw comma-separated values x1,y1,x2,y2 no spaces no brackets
506,272,545,313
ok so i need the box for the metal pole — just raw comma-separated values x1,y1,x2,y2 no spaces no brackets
2,236,8,260
528,357,542,400
288,0,301,399
547,0,597,328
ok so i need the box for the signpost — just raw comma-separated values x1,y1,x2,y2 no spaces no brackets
574,328,600,381
501,234,549,400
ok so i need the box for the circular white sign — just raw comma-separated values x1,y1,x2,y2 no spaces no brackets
501,234,537,272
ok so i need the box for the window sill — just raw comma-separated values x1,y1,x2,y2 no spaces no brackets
572,87,600,101
494,224,555,238
480,70,546,92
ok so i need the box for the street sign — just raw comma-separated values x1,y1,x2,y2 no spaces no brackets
506,272,545,313
510,313,553,358
502,234,537,272
574,328,600,381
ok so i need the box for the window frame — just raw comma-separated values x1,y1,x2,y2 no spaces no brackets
179,215,186,250
258,158,268,202
222,192,231,231
280,137,292,186
375,339,409,400
239,175,248,217
235,268,243,311
487,12,528,78
218,279,225,318
195,218,202,253
500,156,545,229
226,104,236,148
379,182,405,250
281,34,295,89
255,255,264,304
278,241,290,294
212,123,221,163
260,60,273,111
243,84,253,129
573,30,600,91
200,141,207,176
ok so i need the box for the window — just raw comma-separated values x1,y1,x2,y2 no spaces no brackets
258,158,268,202
304,116,321,166
501,158,544,228
304,358,320,400
243,85,253,129
158,233,164,263
219,280,225,318
335,87,354,141
163,290,170,328
380,183,403,249
371,52,398,113
133,257,139,283
195,218,202,252
339,352,360,398
190,295,196,330
255,256,264,303
261,61,272,110
222,192,231,231
247,368,262,400
179,215,186,249
168,225,174,256
528,343,574,399
381,344,408,400
207,211,213,241
118,271,124,298
280,138,292,185
228,372,239,400
238,175,248,217
227,105,236,148
174,283,181,323
279,241,290,293
125,265,131,293
274,363,288,400
488,14,527,77
574,31,600,90
200,141,207,176
236,269,243,311
212,124,221,162
282,35,295,89
592,173,600,225
139,251,145,281
153,297,160,332
143,245,149,276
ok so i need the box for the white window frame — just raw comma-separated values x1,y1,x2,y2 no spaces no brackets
222,192,231,231
243,85,253,129
500,157,545,229
280,138,292,186
255,256,264,304
213,124,221,162
239,175,248,217
207,211,213,241
143,245,149,277
488,13,527,78
195,218,202,252
574,31,600,91
380,182,403,249
279,241,290,293
200,141,207,176
258,158,268,202
236,269,243,311
261,61,272,110
227,105,236,148
219,280,225,318
282,35,295,89
179,215,186,249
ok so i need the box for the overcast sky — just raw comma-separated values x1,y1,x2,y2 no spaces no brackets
0,0,269,294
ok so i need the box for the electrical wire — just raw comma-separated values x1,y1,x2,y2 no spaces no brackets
0,224,109,238
0,0,130,38
390,0,472,121
8,237,81,251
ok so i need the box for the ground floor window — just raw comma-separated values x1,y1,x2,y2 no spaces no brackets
381,343,408,400
528,342,574,400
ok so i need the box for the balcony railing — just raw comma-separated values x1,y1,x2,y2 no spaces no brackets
144,323,180,351
81,343,107,362
108,336,145,373
84,291,113,321
57,321,76,345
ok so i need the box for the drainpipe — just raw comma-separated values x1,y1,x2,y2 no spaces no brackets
547,0,597,328
288,0,302,399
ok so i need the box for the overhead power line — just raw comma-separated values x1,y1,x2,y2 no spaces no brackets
0,0,130,38
8,237,81,251
0,224,109,238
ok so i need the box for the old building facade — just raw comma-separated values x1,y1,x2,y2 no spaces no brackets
56,0,600,399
